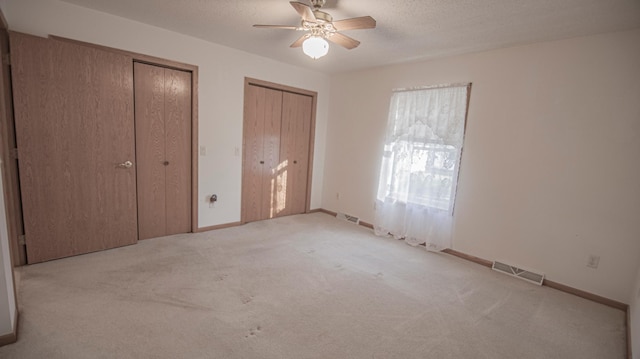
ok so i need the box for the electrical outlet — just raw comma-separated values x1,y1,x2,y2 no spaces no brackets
336,192,340,200
234,147,240,156
200,145,207,156
586,255,600,269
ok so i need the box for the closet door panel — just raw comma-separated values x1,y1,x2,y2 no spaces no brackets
262,88,283,219
278,93,295,217
281,92,313,216
242,85,267,222
134,62,167,240
164,68,192,235
291,94,313,214
276,97,295,217
11,33,138,263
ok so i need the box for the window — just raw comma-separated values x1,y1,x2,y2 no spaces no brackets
385,140,459,211
374,84,470,249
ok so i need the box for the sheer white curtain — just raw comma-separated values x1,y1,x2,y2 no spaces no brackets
374,85,469,251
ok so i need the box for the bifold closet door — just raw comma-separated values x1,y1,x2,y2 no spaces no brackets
135,62,191,240
242,85,283,222
10,33,138,263
242,83,314,223
279,92,313,216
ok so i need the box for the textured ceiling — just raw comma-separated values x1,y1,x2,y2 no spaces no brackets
59,0,640,74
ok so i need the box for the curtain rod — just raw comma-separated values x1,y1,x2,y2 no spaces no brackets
392,82,471,93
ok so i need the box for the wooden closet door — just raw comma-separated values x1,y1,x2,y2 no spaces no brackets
164,68,192,235
280,92,313,216
11,33,138,263
242,85,265,223
262,88,283,219
242,85,282,222
134,62,166,240
135,63,192,239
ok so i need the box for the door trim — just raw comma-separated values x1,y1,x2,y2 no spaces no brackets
241,77,317,224
0,7,19,345
47,35,199,236
0,14,25,266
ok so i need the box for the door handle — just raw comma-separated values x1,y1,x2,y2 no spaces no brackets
117,160,133,169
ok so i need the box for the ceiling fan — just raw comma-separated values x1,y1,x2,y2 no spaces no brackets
253,0,376,59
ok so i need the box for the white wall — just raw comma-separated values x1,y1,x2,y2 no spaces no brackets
0,161,16,337
0,0,329,228
323,29,640,303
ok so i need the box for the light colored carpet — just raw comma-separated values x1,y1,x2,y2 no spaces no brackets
0,213,626,358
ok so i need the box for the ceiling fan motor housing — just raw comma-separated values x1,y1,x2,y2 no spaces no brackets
310,0,326,10
312,10,333,23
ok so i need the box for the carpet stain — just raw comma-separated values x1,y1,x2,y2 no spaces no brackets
123,293,212,312
241,295,254,304
214,274,229,282
244,325,262,338
156,297,211,311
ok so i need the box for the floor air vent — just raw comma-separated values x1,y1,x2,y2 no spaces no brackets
336,212,360,225
492,261,544,286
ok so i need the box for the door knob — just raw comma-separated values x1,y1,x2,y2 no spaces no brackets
117,160,133,169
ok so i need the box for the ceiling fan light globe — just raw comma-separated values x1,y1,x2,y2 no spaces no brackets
302,36,329,59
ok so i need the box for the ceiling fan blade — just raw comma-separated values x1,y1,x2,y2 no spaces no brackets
290,34,309,48
327,32,360,50
290,1,316,22
332,16,376,31
253,25,300,30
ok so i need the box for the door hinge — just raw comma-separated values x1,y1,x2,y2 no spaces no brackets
18,234,25,246
2,53,10,66
10,148,17,159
